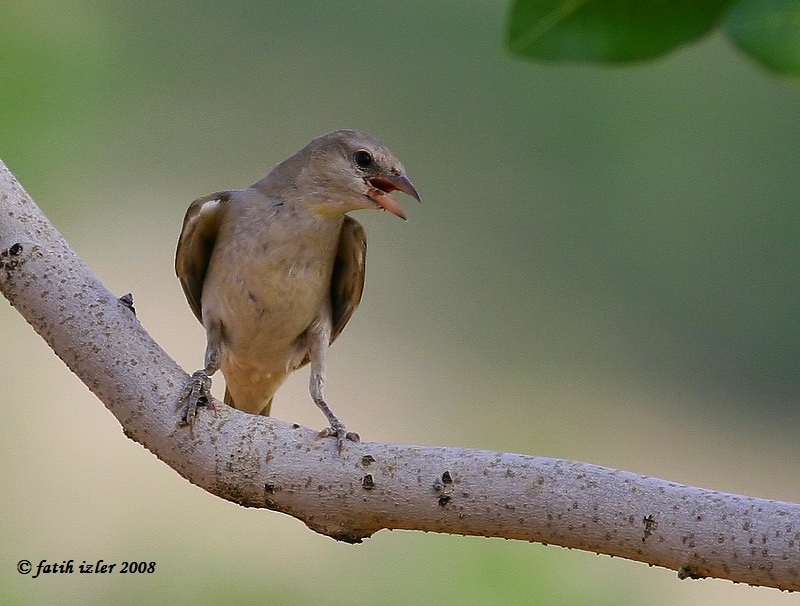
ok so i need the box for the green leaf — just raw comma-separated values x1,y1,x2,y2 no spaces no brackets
723,0,800,78
507,0,733,63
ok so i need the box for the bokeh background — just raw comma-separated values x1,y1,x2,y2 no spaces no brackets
2,2,800,604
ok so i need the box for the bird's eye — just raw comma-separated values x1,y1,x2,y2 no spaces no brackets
353,150,373,170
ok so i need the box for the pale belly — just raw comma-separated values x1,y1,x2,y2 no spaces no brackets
199,210,342,412
205,242,334,365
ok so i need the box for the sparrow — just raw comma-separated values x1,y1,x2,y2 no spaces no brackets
175,130,419,449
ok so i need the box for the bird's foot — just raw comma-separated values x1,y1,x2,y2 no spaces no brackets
313,396,359,452
318,420,360,454
179,370,216,427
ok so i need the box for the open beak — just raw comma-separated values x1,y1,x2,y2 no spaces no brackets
367,174,420,221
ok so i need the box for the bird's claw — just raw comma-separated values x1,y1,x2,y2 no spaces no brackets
179,370,215,427
318,421,360,453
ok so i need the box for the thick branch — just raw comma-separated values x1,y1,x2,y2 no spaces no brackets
1,160,798,591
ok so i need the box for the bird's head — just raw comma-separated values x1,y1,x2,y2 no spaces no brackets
295,130,420,220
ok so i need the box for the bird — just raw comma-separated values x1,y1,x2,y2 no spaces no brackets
175,130,419,449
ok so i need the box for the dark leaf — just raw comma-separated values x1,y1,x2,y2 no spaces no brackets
723,0,800,78
508,0,733,63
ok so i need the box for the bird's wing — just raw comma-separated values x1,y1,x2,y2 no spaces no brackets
175,192,230,323
330,215,367,344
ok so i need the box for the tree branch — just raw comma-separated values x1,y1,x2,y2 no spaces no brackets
1,159,798,591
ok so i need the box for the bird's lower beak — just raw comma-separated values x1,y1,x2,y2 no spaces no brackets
367,174,420,221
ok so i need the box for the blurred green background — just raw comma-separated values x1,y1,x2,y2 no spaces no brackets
2,2,800,604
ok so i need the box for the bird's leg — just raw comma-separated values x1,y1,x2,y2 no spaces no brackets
308,305,360,451
179,320,222,427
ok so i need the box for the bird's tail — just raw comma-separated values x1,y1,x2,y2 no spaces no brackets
224,387,273,416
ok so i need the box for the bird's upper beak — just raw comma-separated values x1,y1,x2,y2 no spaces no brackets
367,174,420,221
